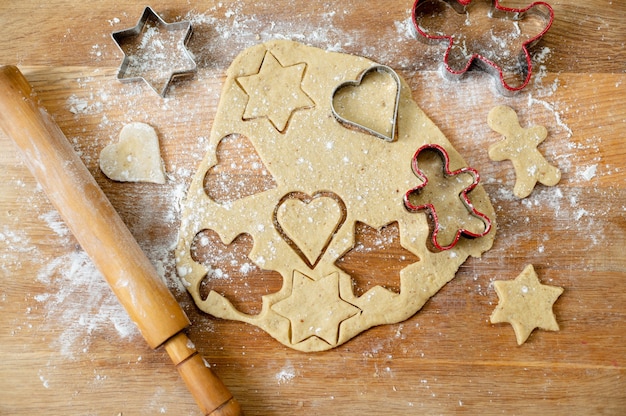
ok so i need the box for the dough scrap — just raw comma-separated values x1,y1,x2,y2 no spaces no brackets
490,264,564,345
176,40,497,352
487,105,561,198
99,122,166,184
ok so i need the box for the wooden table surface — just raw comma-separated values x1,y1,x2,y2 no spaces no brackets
1,1,624,414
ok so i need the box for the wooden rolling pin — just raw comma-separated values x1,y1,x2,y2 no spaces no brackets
0,65,242,416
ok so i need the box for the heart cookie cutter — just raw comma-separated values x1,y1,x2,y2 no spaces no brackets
111,6,197,97
273,191,347,269
411,0,554,94
403,143,492,250
331,65,401,142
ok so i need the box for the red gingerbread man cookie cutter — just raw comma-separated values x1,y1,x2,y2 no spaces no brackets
403,144,492,251
411,0,554,94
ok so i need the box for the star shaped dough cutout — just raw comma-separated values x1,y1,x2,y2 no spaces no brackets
272,271,360,345
237,51,314,132
112,7,196,96
490,264,564,345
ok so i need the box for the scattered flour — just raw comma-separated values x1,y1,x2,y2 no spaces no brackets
35,250,138,358
275,362,296,384
578,164,598,181
0,226,38,274
39,210,70,239
27,205,190,360
394,16,418,41
13,158,196,362
527,95,573,138
38,370,50,389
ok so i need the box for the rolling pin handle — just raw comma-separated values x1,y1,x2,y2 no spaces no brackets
164,332,243,416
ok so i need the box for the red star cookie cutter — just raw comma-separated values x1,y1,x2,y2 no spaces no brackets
411,0,554,94
403,144,492,250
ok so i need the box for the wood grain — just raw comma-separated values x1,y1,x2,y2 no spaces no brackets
1,1,624,415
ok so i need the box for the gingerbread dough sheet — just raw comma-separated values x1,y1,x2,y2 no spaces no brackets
176,40,496,352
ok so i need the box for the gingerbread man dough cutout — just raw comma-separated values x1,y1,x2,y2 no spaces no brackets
487,105,561,198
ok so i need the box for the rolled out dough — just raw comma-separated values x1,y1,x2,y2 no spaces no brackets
176,40,496,352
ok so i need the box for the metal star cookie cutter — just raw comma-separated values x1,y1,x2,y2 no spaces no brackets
331,65,401,142
411,0,554,94
111,6,197,97
403,144,492,250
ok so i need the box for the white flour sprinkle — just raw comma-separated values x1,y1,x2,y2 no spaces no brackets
39,210,70,239
35,250,138,358
528,95,573,138
394,17,417,41
578,164,598,181
275,362,296,384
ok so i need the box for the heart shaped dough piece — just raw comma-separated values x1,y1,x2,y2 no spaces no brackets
276,194,344,267
99,122,166,184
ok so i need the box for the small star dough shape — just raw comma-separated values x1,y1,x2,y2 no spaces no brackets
272,271,360,345
99,122,166,184
487,105,561,198
237,51,314,132
490,264,564,345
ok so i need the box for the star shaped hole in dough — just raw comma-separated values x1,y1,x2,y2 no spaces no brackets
236,51,315,133
490,264,564,345
335,221,420,297
272,271,361,346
